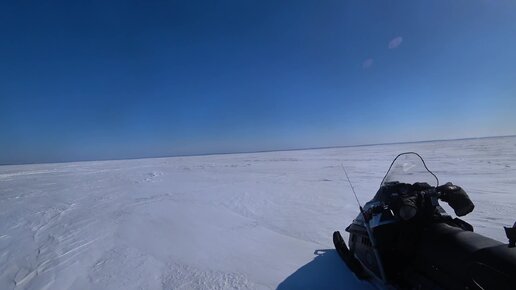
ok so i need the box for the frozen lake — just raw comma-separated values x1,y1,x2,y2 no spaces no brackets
1,136,515,289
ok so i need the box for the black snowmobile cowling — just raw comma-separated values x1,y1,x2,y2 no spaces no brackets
333,152,516,290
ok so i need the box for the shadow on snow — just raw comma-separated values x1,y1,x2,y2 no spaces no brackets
276,249,372,290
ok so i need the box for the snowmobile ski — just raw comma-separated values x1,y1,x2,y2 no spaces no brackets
332,231,368,280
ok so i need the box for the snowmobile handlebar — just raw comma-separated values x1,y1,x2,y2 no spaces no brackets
374,181,475,221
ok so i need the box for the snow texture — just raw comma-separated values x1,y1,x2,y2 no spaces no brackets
1,136,515,290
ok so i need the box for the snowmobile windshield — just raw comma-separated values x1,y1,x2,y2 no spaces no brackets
381,152,439,187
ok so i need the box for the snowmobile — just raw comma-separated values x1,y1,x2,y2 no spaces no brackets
333,152,516,290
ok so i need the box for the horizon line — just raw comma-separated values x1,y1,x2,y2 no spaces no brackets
2,134,515,167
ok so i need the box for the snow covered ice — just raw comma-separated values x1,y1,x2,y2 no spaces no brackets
1,136,515,290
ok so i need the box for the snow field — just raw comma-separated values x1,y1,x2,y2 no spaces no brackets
0,136,515,289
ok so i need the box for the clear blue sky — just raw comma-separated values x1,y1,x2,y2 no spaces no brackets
1,1,516,164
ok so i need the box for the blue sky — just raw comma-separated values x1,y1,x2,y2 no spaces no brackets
1,1,516,164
